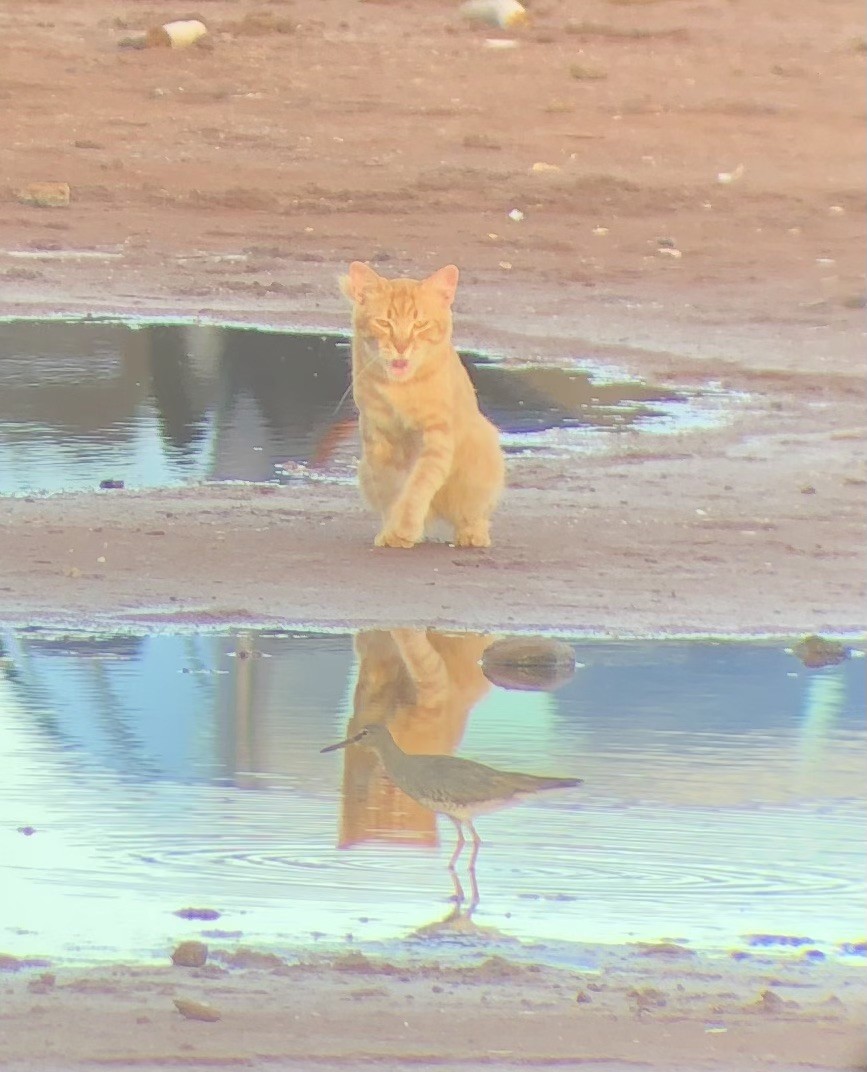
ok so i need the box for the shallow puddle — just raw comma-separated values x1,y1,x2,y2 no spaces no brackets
1,627,863,967
0,318,710,495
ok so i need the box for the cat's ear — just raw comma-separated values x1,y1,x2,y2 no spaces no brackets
423,264,459,307
341,261,383,304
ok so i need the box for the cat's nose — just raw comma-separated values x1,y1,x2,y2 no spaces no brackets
393,339,410,356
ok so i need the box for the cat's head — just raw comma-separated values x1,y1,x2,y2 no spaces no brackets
340,261,459,382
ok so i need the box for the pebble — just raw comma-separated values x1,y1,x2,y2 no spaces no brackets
173,997,221,1022
171,941,208,968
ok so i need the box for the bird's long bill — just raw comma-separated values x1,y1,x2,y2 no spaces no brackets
320,730,365,754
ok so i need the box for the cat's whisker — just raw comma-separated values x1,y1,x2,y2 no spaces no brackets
330,348,384,418
330,382,354,419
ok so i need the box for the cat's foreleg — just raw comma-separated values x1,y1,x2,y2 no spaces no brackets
390,628,449,709
437,420,504,548
375,426,454,548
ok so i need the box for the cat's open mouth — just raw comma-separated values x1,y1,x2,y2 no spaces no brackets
390,358,410,375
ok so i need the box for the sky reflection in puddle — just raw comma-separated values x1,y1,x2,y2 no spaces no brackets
0,319,712,495
0,627,863,966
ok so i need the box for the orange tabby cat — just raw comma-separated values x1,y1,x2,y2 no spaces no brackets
340,261,505,548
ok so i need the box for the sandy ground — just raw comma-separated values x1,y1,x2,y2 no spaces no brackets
1,943,865,1071
0,0,865,636
0,0,865,1067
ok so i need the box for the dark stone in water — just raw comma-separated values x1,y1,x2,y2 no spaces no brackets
99,478,125,490
482,637,576,692
791,634,848,668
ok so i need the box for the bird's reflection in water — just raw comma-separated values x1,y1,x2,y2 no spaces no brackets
410,900,512,940
327,629,583,913
334,628,495,899
337,628,495,847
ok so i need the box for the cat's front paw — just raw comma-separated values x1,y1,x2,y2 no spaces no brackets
374,527,418,549
454,524,491,548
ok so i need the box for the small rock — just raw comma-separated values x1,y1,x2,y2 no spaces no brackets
575,989,592,1003
628,986,667,1008
758,989,784,1011
507,208,524,222
791,635,848,669
463,132,502,150
482,636,576,691
569,63,607,80
146,19,208,49
459,0,528,29
751,988,800,1013
216,946,286,970
171,941,208,968
99,479,124,490
530,161,561,173
16,182,71,208
17,826,37,836
633,942,696,958
717,164,745,184
173,997,221,1022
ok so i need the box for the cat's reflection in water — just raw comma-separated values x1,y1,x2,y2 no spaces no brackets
335,629,495,901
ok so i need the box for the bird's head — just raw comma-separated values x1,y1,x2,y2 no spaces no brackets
320,723,392,754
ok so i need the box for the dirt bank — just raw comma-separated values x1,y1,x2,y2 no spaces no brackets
0,0,864,636
1,945,864,1072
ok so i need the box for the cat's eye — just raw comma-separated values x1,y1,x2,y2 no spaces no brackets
414,320,433,333
371,317,391,331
